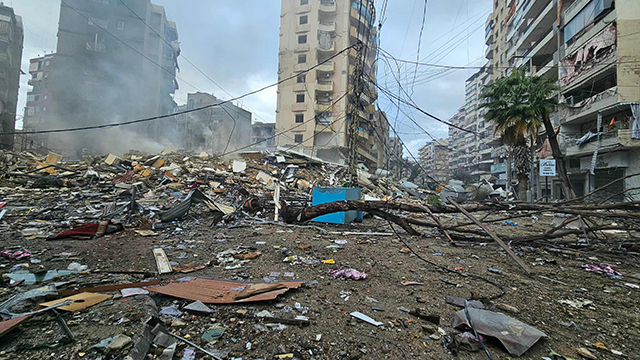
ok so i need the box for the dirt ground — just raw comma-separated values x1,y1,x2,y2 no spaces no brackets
1,212,639,360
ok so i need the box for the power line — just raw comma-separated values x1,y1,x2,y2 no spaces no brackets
410,0,428,94
3,45,354,136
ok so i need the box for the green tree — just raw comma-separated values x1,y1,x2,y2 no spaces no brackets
481,69,574,200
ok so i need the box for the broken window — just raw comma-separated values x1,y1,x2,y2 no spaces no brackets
296,94,305,103
295,134,303,143
300,15,308,25
295,114,304,123
298,54,307,63
297,74,305,83
298,35,307,44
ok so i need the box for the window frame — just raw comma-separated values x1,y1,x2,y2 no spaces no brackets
298,34,307,44
296,94,305,103
294,134,304,143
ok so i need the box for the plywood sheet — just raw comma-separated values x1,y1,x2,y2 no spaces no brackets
146,278,304,304
39,292,111,312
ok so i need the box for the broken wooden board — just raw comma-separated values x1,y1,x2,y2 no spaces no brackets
153,248,172,274
145,278,304,304
39,292,111,312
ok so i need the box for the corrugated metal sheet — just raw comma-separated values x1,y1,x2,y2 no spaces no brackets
0,315,31,338
145,278,304,304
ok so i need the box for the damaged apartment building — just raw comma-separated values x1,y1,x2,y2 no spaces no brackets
0,4,22,151
172,92,252,153
275,0,389,170
449,0,640,200
22,0,180,157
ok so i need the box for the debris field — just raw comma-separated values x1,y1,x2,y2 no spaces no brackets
1,149,639,360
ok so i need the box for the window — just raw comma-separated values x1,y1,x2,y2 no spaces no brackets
295,114,304,123
295,134,303,143
44,94,48,100
300,15,308,25
300,0,308,5
298,54,306,63
297,74,305,83
117,20,125,30
42,107,47,112
298,35,307,44
296,94,305,103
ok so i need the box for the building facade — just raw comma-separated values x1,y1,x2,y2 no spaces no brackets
275,0,383,169
0,4,23,150
23,0,180,157
172,92,252,153
481,0,640,200
419,139,450,184
252,122,277,151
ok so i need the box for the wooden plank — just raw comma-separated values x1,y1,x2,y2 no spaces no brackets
153,248,172,274
449,199,532,275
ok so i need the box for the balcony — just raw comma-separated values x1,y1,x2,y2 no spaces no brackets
319,1,337,14
293,63,307,72
318,42,335,53
563,0,590,25
565,129,640,157
319,21,336,32
315,123,334,132
292,83,306,92
513,0,555,54
316,61,335,73
560,87,618,125
316,102,333,112
485,44,494,60
291,103,307,112
315,80,334,92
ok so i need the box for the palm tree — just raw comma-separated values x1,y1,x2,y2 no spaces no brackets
528,75,575,199
481,70,538,200
481,69,574,200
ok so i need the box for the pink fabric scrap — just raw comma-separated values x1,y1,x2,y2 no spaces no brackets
330,268,367,280
582,263,623,278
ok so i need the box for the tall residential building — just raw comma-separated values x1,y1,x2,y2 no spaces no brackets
481,0,640,200
24,0,180,157
21,54,55,151
275,0,382,169
0,4,23,150
172,92,252,153
419,139,450,184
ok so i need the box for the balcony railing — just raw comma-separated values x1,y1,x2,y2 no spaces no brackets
319,1,337,13
319,21,336,32
560,86,618,123
86,42,106,52
316,81,334,92
316,61,335,73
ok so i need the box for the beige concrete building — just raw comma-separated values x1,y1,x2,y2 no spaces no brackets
419,139,450,184
480,0,640,200
275,0,382,168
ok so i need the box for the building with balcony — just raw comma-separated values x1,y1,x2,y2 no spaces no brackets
0,4,23,150
275,0,384,169
419,139,451,184
481,0,640,201
20,54,55,151
553,0,640,201
29,0,180,157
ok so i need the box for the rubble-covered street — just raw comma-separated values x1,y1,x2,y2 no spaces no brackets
1,150,639,360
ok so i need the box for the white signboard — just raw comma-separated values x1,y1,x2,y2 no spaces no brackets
539,159,556,177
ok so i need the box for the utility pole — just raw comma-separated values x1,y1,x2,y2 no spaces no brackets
347,41,365,187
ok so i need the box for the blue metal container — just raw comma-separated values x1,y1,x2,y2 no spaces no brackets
311,187,363,224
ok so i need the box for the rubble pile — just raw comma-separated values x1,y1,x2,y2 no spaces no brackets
0,149,638,360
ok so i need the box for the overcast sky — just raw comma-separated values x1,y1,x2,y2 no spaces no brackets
12,0,490,157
